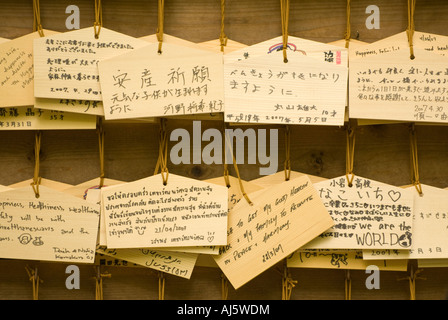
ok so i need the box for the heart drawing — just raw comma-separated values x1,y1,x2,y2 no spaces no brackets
388,190,401,202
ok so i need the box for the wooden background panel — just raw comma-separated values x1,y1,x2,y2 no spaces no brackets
1,0,448,300
0,130,35,185
0,260,446,300
1,0,448,43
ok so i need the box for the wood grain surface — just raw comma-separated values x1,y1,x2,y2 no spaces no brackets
0,0,447,300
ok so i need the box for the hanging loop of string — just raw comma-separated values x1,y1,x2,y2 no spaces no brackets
222,122,231,188
223,164,231,188
281,262,297,300
345,124,356,187
154,118,169,185
398,263,425,300
221,273,229,300
409,123,423,195
219,0,228,52
97,117,105,188
344,0,351,48
32,0,45,37
158,271,166,300
345,270,352,300
31,131,42,198
223,122,253,206
408,268,424,300
94,0,103,39
406,0,416,59
25,265,43,300
94,265,111,300
156,0,165,53
280,0,290,63
284,125,291,181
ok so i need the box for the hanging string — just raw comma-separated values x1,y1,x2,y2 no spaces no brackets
406,0,416,59
25,265,42,300
221,273,229,300
281,261,297,300
94,265,111,300
231,155,253,205
158,271,166,300
32,0,45,37
280,126,293,295
219,0,228,52
223,162,231,188
408,269,423,300
344,270,352,300
280,0,290,63
222,122,231,188
344,0,351,48
154,118,169,185
223,123,253,205
94,0,103,39
398,263,425,300
156,0,165,53
31,131,42,198
409,123,423,195
345,124,356,187
284,125,291,181
97,117,105,188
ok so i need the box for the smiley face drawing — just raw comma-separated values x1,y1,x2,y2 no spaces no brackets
18,233,32,245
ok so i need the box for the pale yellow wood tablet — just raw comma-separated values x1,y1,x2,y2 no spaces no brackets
0,185,12,193
303,175,414,250
287,249,407,271
34,98,104,116
96,246,198,279
327,39,368,49
88,186,219,255
206,175,263,210
33,27,148,101
181,175,265,265
418,259,448,268
349,32,408,60
195,253,220,268
349,31,448,125
140,33,216,53
197,38,247,54
413,31,448,56
224,48,347,125
250,170,327,188
349,48,448,123
101,173,228,249
328,38,368,117
224,35,348,66
0,185,99,263
0,106,96,130
213,175,334,289
91,188,118,247
63,177,125,199
63,177,126,247
95,252,142,267
131,34,225,122
363,184,448,260
8,178,73,191
350,31,448,61
0,30,58,108
84,185,219,256
98,41,224,120
144,246,218,255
